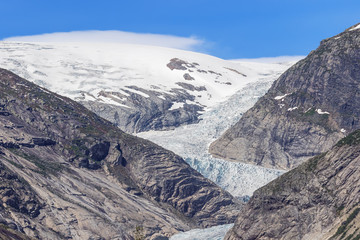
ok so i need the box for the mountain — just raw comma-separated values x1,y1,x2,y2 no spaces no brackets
225,129,360,240
210,23,360,170
0,68,242,239
0,41,283,133
0,40,301,199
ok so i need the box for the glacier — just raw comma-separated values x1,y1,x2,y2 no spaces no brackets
0,40,295,197
138,75,287,198
170,224,234,240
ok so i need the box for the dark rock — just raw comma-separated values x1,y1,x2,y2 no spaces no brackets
167,58,189,70
152,236,169,240
183,73,195,81
176,82,206,91
0,142,19,149
78,158,89,168
0,112,11,116
88,162,101,170
32,138,56,146
19,143,35,148
90,141,110,161
0,162,42,219
208,70,222,76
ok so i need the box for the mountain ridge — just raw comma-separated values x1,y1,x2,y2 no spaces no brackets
210,23,360,170
225,129,360,240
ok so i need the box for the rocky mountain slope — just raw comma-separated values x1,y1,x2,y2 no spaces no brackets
210,23,360,170
225,129,360,240
0,68,242,239
0,41,275,133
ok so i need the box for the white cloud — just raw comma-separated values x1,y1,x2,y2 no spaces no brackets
2,30,205,51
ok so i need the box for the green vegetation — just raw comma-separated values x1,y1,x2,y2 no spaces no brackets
336,130,360,147
333,208,360,238
9,149,64,176
337,205,345,216
0,223,31,240
69,139,89,157
292,105,333,132
305,152,327,172
3,157,24,169
133,226,145,240
304,107,316,116
345,228,359,240
353,234,360,240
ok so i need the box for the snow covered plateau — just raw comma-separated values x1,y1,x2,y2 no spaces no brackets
0,40,302,239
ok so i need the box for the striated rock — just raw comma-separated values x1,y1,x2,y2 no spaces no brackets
0,224,32,240
0,68,241,239
225,129,360,240
210,23,360,170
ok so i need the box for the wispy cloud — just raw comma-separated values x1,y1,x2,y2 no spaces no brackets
2,30,206,52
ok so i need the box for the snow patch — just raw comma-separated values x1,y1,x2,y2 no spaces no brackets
158,95,166,100
169,102,184,111
287,107,298,111
123,87,150,98
274,93,290,100
349,24,360,31
316,109,330,115
98,96,130,108
81,92,97,101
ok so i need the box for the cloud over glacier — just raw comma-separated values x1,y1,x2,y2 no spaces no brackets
2,30,205,51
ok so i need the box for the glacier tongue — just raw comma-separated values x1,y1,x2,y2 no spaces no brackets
138,61,296,239
138,75,287,198
170,224,233,240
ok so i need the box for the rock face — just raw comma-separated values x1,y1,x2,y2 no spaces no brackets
0,68,242,239
225,130,360,240
81,85,204,133
210,23,360,169
0,224,32,240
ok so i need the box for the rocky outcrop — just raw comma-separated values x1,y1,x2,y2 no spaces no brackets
225,129,360,240
0,224,32,240
210,23,360,169
82,85,204,133
0,68,242,239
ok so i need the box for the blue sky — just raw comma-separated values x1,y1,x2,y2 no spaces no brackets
1,0,359,59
